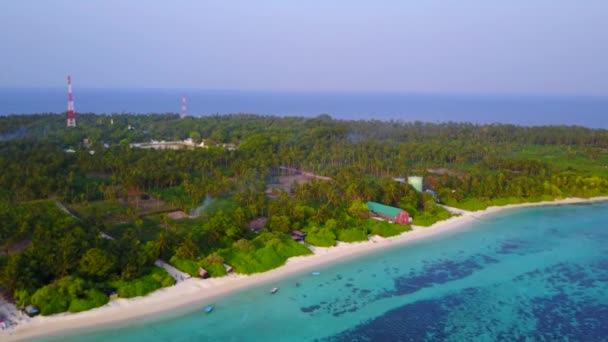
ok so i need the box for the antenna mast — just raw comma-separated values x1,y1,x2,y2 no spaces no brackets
181,96,187,119
67,75,76,127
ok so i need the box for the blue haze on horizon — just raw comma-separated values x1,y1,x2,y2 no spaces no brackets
1,1,607,96
1,88,607,129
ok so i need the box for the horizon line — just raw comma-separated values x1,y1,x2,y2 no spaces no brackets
0,86,607,99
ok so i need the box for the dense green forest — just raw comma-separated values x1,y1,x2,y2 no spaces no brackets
1,113,608,315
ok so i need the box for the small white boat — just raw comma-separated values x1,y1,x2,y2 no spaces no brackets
204,305,214,313
270,287,279,294
311,271,321,276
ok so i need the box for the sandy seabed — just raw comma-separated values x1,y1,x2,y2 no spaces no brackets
4,196,608,341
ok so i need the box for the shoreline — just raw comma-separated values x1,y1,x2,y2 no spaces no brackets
5,196,608,341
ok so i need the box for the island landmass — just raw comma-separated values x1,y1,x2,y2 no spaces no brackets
1,113,608,339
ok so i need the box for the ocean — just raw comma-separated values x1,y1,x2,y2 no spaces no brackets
1,88,607,128
40,202,608,341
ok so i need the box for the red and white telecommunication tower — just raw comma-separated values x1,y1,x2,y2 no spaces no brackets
67,75,76,127
181,96,187,119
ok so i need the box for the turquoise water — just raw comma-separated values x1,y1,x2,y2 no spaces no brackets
42,203,608,341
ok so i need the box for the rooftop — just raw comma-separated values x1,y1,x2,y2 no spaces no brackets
366,201,403,217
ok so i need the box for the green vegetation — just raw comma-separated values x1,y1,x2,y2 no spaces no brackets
221,232,312,274
149,186,193,210
443,198,489,211
199,253,227,277
108,267,174,299
169,256,200,277
305,226,337,247
204,198,239,216
412,206,452,227
68,289,109,313
337,228,368,242
2,113,608,315
29,276,109,316
365,220,411,237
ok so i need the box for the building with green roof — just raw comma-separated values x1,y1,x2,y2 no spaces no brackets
366,201,410,224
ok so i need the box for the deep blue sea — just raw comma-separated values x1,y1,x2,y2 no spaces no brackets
39,202,608,341
1,88,607,128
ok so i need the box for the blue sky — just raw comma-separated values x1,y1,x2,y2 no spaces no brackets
1,1,607,95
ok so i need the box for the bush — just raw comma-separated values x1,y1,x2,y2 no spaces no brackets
202,262,227,277
222,232,312,274
200,253,227,277
411,206,452,227
108,267,174,299
68,289,109,313
150,266,176,287
366,220,410,237
31,283,71,316
337,228,368,242
29,276,111,316
348,200,370,219
169,256,200,277
14,289,30,308
304,226,336,247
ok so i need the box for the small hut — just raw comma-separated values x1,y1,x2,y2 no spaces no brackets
223,263,234,274
291,230,307,241
24,305,39,317
247,217,268,233
198,267,210,279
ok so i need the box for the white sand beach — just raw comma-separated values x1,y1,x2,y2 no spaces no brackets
4,196,608,341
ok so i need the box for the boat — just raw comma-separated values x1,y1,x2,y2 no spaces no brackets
270,287,279,294
311,271,321,276
204,305,214,313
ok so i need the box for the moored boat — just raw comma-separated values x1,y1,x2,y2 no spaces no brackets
270,287,279,294
204,305,214,313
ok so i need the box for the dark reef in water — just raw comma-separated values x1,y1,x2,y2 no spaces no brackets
324,257,608,342
388,254,498,297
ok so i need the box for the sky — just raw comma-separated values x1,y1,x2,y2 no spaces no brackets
1,0,607,95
